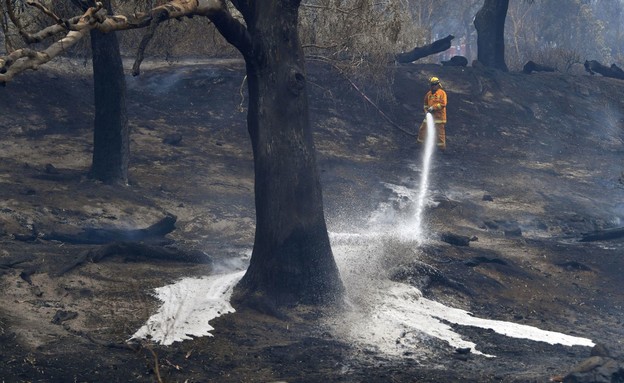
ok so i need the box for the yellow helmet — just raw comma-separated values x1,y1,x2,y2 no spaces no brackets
429,76,440,85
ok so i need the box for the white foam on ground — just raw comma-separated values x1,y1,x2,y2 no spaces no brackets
131,270,245,345
130,176,594,354
131,234,594,355
328,232,595,358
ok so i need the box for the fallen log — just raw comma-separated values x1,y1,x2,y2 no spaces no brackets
440,232,478,247
0,255,35,276
43,214,177,245
584,60,624,80
441,56,468,67
579,227,624,242
395,35,454,64
56,241,211,276
522,60,555,74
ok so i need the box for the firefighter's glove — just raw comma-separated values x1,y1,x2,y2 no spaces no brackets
427,106,434,112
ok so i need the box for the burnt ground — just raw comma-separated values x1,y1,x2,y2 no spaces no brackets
0,58,624,382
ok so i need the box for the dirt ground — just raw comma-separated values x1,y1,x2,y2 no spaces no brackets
1,58,624,382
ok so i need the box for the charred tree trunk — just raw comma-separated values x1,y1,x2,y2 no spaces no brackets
229,1,344,307
474,0,509,71
86,1,129,184
395,35,454,64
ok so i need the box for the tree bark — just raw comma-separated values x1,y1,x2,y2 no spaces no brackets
474,0,509,71
88,1,129,184
229,1,344,307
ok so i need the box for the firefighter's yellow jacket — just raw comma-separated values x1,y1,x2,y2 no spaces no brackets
423,88,447,123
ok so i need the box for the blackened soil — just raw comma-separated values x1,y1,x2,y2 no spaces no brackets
0,59,623,382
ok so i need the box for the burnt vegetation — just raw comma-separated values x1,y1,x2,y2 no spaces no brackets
1,0,624,382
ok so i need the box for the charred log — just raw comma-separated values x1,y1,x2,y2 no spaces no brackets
441,56,468,67
584,60,624,80
56,241,210,276
43,214,177,245
0,255,35,276
464,256,508,267
579,226,624,242
522,61,555,74
395,35,454,64
440,232,478,247
555,261,592,271
390,260,472,296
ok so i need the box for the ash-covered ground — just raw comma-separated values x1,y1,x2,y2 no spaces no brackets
1,58,623,382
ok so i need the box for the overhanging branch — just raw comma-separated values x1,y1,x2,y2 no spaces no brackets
0,0,251,84
132,9,168,76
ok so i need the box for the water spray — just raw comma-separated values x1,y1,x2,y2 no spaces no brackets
412,112,436,243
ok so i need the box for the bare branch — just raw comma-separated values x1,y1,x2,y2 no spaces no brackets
204,0,252,56
308,56,416,137
0,0,252,83
5,0,29,43
25,0,65,26
132,9,168,76
0,3,15,52
18,16,82,44
0,4,101,83
0,28,90,82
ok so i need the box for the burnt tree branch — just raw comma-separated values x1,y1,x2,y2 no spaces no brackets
1,0,233,83
132,9,168,76
395,34,454,64
43,214,177,245
56,241,210,276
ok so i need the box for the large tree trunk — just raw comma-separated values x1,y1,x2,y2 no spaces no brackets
231,1,344,307
88,1,129,184
474,0,509,71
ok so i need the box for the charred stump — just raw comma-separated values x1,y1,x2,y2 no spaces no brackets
441,56,468,67
395,35,454,64
522,60,555,74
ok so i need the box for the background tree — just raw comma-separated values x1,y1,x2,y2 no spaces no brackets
1,0,128,184
593,0,624,62
3,0,624,307
506,0,610,72
474,0,509,71
299,0,418,101
0,0,344,307
72,0,129,184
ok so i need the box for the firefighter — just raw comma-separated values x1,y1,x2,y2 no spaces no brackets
417,76,447,150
